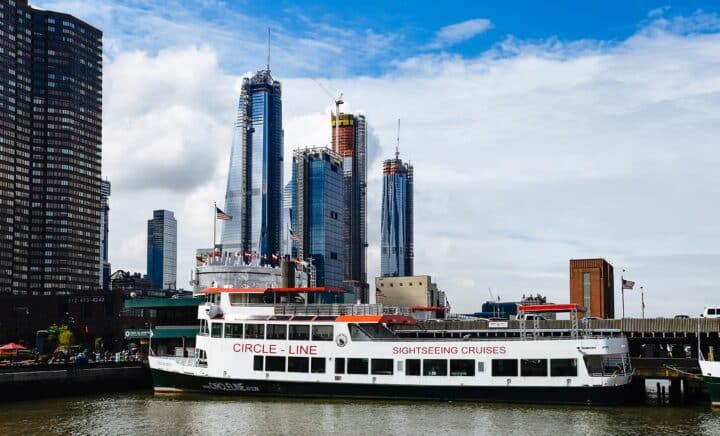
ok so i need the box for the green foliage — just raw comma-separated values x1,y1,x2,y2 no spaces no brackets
58,330,74,347
47,324,71,344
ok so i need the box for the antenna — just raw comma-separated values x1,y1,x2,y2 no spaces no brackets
267,28,271,72
395,118,400,159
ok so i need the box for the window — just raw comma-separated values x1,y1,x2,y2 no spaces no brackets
311,357,326,373
253,355,264,371
347,358,369,374
289,324,310,340
330,252,338,260
288,357,310,373
406,359,421,375
335,357,345,374
450,359,475,376
225,323,243,338
550,359,577,377
371,359,394,375
312,325,333,341
265,356,286,372
478,361,485,373
210,323,223,338
199,319,208,336
521,359,548,377
583,272,591,310
492,359,518,377
245,323,265,339
423,359,448,376
266,324,287,340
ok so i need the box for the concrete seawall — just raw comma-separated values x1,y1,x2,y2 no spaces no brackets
0,363,151,400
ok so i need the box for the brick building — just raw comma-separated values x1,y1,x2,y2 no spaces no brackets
569,258,615,319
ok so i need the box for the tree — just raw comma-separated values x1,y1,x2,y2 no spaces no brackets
58,330,74,347
47,324,73,347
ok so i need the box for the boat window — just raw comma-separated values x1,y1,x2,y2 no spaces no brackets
311,325,333,341
478,361,485,373
450,359,475,376
224,323,243,339
288,357,309,373
584,354,627,377
357,323,397,339
347,358,369,374
349,324,371,341
406,359,421,376
335,358,346,374
371,359,394,375
521,359,548,377
265,356,286,372
492,359,518,377
199,319,208,336
292,316,315,321
245,323,265,339
397,361,404,372
269,315,292,320
423,359,448,376
210,323,223,338
266,324,287,340
229,293,266,305
311,357,326,373
550,359,577,377
314,316,337,321
289,324,310,340
253,355,264,371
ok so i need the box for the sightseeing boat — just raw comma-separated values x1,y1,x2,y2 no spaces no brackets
699,358,720,408
149,287,633,405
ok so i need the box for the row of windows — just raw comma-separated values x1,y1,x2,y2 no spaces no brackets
205,322,334,341
249,357,578,377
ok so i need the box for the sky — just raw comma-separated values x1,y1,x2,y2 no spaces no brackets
33,0,720,317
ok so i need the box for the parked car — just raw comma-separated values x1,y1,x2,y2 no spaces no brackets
700,306,720,318
674,314,689,319
520,314,546,321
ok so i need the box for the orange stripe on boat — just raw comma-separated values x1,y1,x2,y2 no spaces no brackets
335,315,383,323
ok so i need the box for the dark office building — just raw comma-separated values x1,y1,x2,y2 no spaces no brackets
380,150,414,277
100,180,111,291
221,69,284,263
0,1,103,295
569,258,615,319
331,113,368,301
147,210,177,290
291,147,345,290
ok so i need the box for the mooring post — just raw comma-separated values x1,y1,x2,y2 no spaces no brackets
661,385,666,404
656,382,662,404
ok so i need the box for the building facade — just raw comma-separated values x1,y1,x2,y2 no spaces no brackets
147,210,177,290
331,113,367,301
290,147,345,289
0,0,103,295
221,69,284,264
569,258,615,319
100,180,111,290
380,152,414,277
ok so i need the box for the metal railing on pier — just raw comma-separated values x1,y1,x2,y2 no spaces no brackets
274,304,406,316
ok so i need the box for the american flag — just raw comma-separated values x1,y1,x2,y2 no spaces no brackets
216,207,232,220
289,228,299,241
622,279,635,290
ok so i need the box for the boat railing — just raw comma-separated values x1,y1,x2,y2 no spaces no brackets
274,304,410,316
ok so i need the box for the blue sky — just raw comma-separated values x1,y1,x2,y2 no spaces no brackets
34,0,720,316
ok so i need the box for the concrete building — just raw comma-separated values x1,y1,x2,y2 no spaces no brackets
147,210,177,290
331,113,368,302
374,275,444,308
0,0,103,295
569,258,615,319
100,180,111,291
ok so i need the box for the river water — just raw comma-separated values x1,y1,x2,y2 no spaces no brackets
1,390,718,435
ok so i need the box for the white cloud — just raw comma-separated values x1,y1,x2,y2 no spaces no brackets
427,18,493,49
73,10,720,318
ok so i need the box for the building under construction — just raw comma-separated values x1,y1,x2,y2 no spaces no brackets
331,113,368,302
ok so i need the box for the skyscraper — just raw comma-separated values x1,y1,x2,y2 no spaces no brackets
147,210,177,290
380,150,414,277
291,147,345,289
100,180,111,291
331,113,367,301
0,1,102,295
221,69,284,263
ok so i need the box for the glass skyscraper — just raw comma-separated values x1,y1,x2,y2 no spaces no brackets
291,147,345,289
147,210,177,290
380,152,414,277
222,69,283,263
0,1,102,295
331,113,367,301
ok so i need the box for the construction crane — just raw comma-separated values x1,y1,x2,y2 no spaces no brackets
313,79,343,151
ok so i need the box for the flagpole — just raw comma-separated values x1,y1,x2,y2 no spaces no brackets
213,201,217,250
641,286,645,319
621,269,625,319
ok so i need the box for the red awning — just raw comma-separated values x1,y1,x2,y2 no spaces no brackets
519,303,587,313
